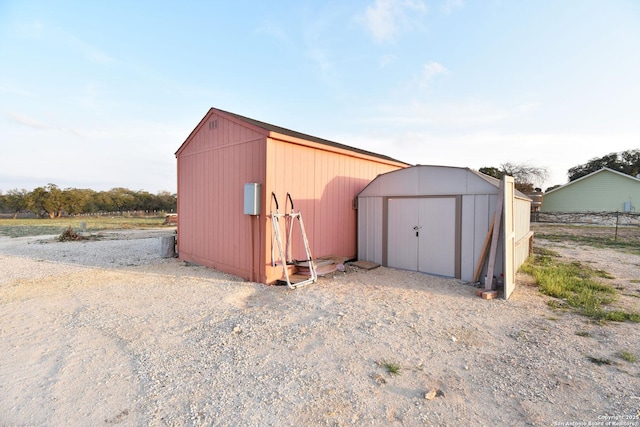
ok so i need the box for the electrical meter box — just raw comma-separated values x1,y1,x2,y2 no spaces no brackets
244,183,261,215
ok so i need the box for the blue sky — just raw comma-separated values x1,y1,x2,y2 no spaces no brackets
1,0,639,193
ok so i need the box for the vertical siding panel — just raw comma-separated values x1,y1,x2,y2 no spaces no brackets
230,144,238,268
374,197,383,263
264,139,274,282
212,148,219,260
216,147,223,261
234,143,242,270
305,147,316,260
224,144,232,268
326,151,335,253
222,116,228,146
189,156,196,255
205,150,212,261
319,151,329,254
514,197,532,271
358,197,369,261
238,143,246,273
212,148,219,263
206,149,212,259
195,154,203,257
357,196,383,264
222,140,229,266
460,195,475,281
214,141,219,266
474,194,490,259
345,158,352,255
192,154,199,257
324,151,333,255
230,144,237,269
340,155,348,255
316,151,324,254
227,144,234,269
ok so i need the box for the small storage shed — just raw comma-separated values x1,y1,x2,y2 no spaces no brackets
541,168,640,212
175,107,409,284
357,165,533,299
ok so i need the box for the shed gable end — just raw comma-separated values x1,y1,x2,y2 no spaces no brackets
177,110,267,157
359,166,498,197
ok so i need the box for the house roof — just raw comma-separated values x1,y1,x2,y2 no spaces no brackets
545,167,640,195
177,107,411,166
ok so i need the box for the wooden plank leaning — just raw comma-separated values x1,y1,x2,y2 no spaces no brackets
472,214,495,283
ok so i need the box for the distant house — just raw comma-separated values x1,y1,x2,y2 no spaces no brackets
175,107,409,284
541,168,640,212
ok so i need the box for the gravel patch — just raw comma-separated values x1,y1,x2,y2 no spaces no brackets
0,229,638,426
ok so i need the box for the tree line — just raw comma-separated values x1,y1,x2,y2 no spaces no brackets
567,149,640,182
0,184,176,219
480,149,639,193
3,149,636,218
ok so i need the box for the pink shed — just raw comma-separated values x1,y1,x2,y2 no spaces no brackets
175,108,409,284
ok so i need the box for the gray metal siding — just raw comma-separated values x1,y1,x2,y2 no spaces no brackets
357,166,530,295
357,197,384,264
461,194,493,282
514,196,533,272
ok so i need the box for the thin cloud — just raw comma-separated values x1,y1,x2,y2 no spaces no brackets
9,19,45,39
255,20,290,44
303,15,341,88
358,0,427,43
6,112,49,130
17,19,114,65
6,112,84,137
0,83,33,97
65,31,114,65
364,99,512,128
85,49,114,65
306,46,340,88
379,54,396,68
419,61,448,88
441,0,464,14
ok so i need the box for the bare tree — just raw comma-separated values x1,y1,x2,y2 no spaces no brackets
479,162,549,193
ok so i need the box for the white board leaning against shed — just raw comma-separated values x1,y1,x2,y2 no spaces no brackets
356,165,533,300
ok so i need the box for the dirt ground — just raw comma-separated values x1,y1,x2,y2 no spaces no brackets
0,225,638,426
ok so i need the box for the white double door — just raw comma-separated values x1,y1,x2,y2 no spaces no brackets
387,197,456,277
